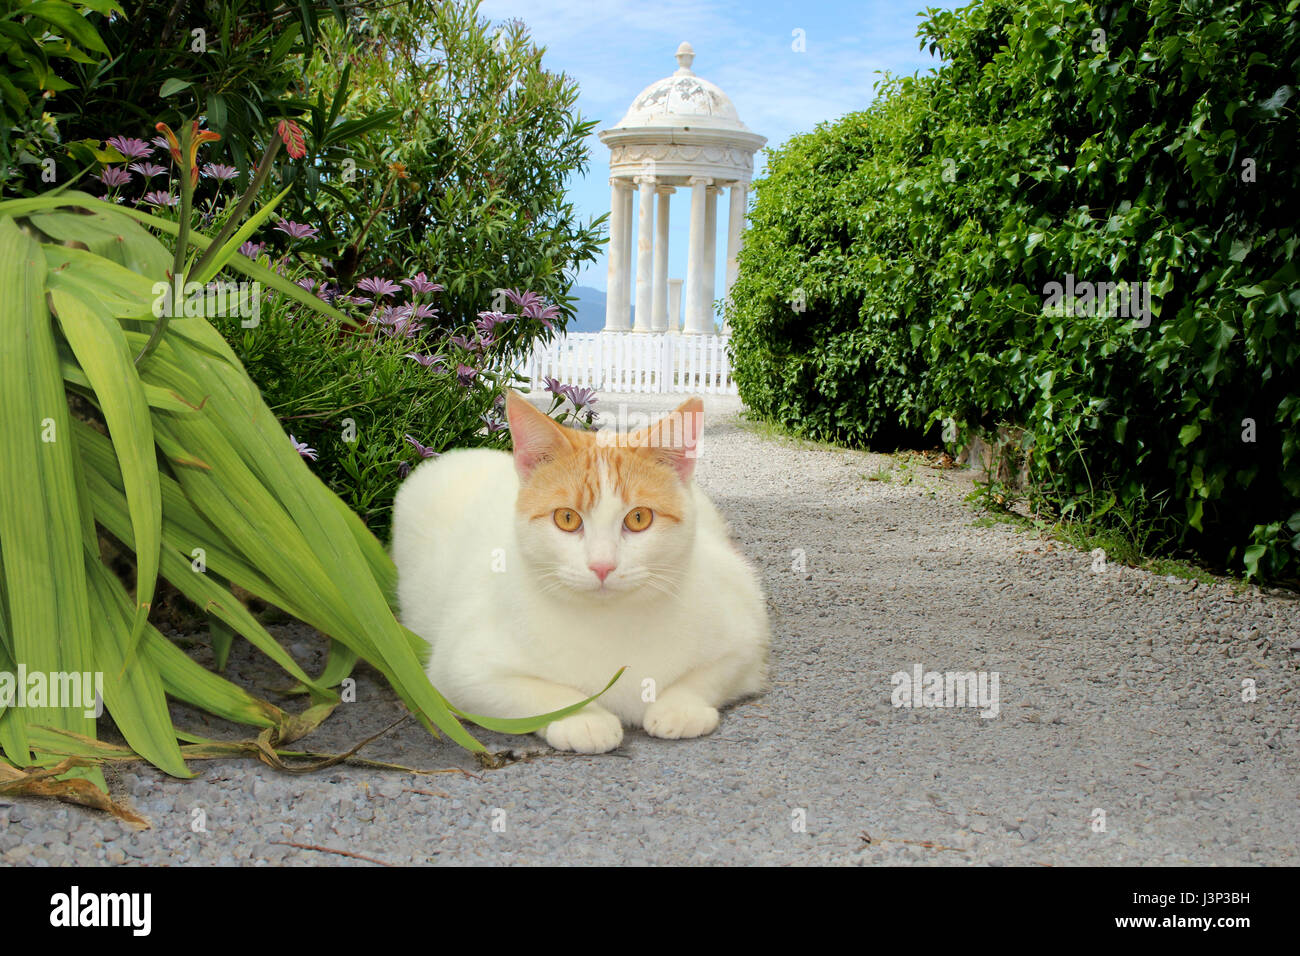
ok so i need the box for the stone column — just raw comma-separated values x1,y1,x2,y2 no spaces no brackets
684,176,712,334
695,184,719,334
668,278,684,332
604,177,631,331
651,186,674,331
725,180,748,302
633,176,656,332
621,183,634,327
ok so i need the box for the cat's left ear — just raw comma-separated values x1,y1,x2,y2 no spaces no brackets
633,396,703,483
505,391,569,479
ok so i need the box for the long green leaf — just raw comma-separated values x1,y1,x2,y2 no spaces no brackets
78,437,335,702
93,197,358,325
0,216,98,780
50,287,160,654
189,183,292,286
43,244,160,319
28,207,171,279
83,557,192,778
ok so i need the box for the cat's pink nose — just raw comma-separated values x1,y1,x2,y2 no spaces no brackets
589,561,616,583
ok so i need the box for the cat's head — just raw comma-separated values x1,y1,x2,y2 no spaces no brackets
505,392,704,599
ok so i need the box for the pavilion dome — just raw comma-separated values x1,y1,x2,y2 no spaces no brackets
609,42,754,134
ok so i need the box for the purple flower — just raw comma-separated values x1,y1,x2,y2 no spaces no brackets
296,277,317,293
107,136,153,160
503,289,542,313
409,303,439,320
476,311,508,335
337,294,373,307
397,461,412,479
356,276,401,298
503,290,560,330
141,190,178,207
290,434,318,461
405,435,438,459
456,363,478,386
543,376,565,395
97,166,132,188
405,352,444,367
524,303,560,331
201,162,239,181
239,241,267,258
449,334,481,352
392,314,424,339
401,272,443,295
379,306,421,340
480,414,508,434
274,219,320,240
130,162,168,179
564,386,598,409
151,135,171,152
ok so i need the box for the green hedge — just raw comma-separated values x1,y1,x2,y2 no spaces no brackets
727,0,1300,579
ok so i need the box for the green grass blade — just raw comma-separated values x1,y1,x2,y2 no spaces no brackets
449,668,628,734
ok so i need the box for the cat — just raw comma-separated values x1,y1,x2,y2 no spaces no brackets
390,392,770,753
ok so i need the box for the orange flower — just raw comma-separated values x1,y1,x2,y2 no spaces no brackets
155,121,221,188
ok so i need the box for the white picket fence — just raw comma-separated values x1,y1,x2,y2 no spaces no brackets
519,332,738,395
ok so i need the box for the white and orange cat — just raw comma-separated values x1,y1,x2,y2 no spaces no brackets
390,392,769,753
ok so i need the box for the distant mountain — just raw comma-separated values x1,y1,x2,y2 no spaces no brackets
557,284,720,333
562,285,610,333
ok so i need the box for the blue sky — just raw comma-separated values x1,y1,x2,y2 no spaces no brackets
477,0,959,298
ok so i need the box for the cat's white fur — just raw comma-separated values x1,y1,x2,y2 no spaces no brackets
390,401,769,753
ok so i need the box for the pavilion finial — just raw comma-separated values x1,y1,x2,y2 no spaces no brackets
675,42,695,73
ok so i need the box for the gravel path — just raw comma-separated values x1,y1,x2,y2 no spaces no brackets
4,392,1298,865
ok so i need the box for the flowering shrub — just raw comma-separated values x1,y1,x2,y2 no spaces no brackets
219,268,587,534
74,124,582,536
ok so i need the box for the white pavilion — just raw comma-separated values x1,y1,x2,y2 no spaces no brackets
599,42,766,334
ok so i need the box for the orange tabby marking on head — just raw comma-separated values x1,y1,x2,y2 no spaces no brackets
520,439,685,522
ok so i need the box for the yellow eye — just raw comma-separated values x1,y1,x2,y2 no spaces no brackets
553,508,582,532
624,507,653,532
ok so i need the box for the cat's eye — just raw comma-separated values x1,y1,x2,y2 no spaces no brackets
553,508,582,532
624,507,653,532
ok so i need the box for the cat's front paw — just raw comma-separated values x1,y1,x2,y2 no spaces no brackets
643,700,720,740
543,709,624,754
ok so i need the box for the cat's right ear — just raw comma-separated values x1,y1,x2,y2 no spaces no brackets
505,391,566,480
